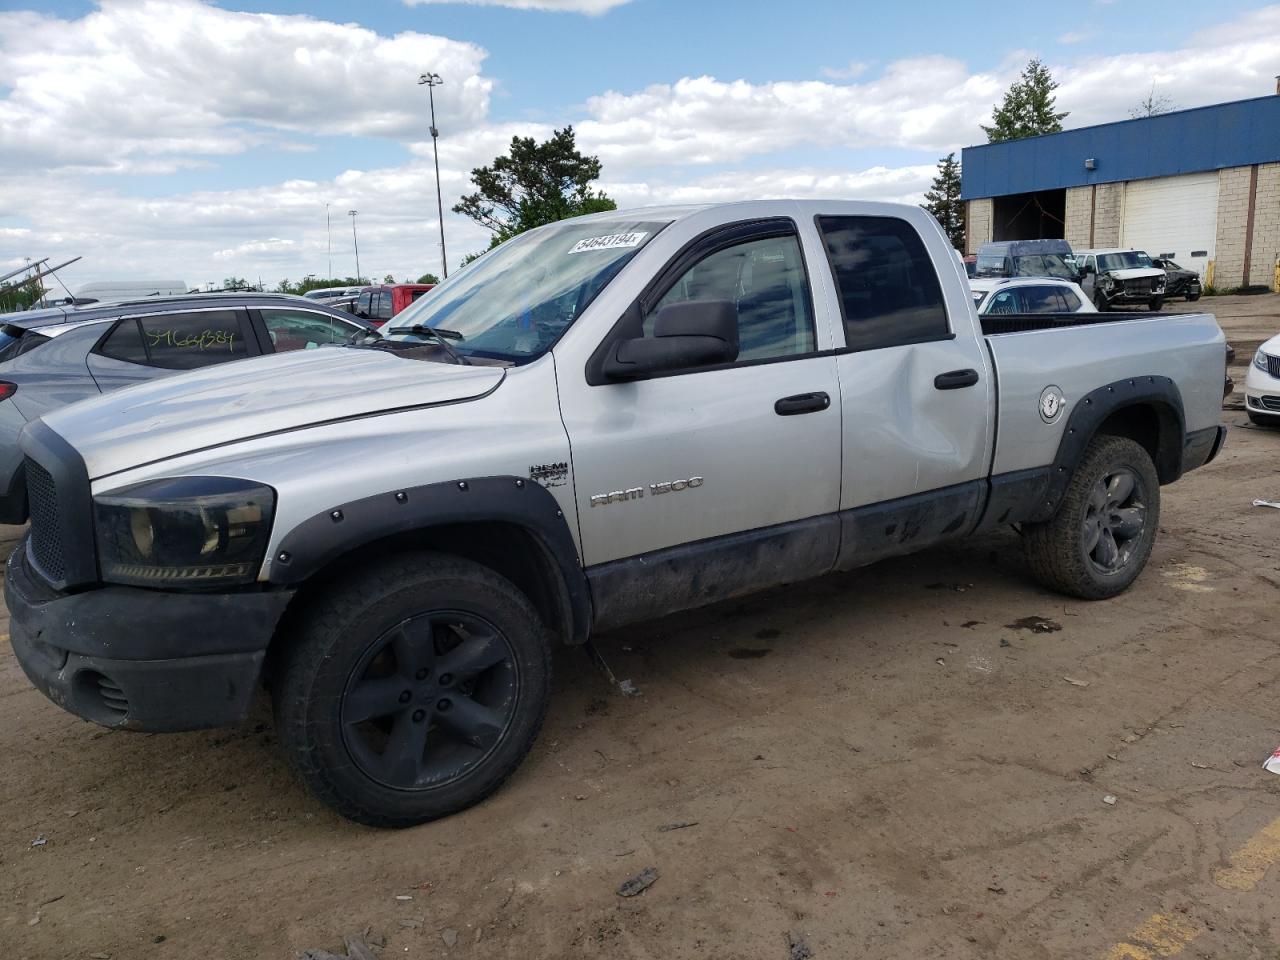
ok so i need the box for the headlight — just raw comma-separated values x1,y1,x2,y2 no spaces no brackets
1102,276,1115,290
94,477,275,588
1257,349,1272,372
1155,278,1166,293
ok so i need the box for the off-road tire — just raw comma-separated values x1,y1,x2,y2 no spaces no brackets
1149,297,1164,311
1023,435,1160,600
273,552,552,828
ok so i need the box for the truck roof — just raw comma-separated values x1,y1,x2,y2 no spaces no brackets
977,239,1074,257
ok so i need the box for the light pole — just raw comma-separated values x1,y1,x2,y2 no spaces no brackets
418,71,448,278
325,202,332,280
348,210,361,282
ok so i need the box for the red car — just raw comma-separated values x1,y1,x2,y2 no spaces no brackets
354,284,435,326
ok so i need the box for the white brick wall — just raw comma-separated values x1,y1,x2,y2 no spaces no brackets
1248,162,1280,290
965,199,993,254
1065,186,1092,249
1214,166,1254,289
1092,183,1123,248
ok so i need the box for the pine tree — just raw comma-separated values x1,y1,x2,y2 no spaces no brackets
923,153,964,250
981,58,1069,143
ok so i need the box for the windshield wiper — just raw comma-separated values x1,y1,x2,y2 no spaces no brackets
392,324,470,365
389,324,464,340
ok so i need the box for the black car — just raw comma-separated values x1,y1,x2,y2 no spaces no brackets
1151,258,1202,301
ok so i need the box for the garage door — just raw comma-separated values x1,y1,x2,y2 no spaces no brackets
1120,172,1218,278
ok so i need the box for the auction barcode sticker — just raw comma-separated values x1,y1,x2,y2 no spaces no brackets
568,232,648,254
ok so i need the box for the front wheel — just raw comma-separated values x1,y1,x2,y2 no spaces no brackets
1093,291,1110,312
1149,297,1164,311
274,552,552,827
1187,292,1201,302
1023,435,1161,600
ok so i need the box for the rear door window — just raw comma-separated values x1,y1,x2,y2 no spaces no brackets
816,216,950,351
135,311,250,370
1020,286,1063,314
375,292,393,321
357,291,373,316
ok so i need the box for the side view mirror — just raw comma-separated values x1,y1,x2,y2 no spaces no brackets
604,300,739,381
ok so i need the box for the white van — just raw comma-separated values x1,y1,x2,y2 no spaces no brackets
75,280,189,302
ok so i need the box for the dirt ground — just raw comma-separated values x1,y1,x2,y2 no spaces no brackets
2,295,1279,960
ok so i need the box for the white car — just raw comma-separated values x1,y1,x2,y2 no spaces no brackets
969,277,1097,315
1245,334,1280,426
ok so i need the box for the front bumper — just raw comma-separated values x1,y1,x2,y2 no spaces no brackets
1244,364,1280,417
5,543,294,732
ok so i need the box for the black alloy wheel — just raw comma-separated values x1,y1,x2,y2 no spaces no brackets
341,612,518,789
1081,468,1147,576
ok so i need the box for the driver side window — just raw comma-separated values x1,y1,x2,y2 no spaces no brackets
645,234,815,362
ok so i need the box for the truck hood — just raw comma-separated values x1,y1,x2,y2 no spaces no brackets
39,347,504,480
1107,268,1165,281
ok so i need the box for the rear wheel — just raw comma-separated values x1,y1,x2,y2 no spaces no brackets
1149,297,1164,311
1187,292,1201,302
1023,435,1160,600
274,552,551,827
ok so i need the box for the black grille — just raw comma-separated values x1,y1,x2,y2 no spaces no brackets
95,675,129,717
1267,353,1280,379
1123,278,1155,296
24,457,66,582
1259,395,1280,412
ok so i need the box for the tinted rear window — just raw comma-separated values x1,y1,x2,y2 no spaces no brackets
99,319,148,363
816,215,950,351
0,324,50,364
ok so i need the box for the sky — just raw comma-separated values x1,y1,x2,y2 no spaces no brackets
1,0,1278,291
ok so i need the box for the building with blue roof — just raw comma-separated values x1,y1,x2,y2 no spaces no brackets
960,92,1280,290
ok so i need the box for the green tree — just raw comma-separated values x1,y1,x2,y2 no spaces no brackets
222,276,250,291
982,58,1069,143
276,276,364,296
415,273,440,285
922,152,964,250
454,126,617,248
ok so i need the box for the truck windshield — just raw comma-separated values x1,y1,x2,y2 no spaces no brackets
1098,251,1154,272
383,219,668,364
1012,254,1076,280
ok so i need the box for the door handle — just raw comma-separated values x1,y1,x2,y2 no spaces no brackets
933,369,980,390
774,391,831,416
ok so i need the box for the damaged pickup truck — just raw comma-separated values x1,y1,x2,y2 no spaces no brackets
8,201,1227,826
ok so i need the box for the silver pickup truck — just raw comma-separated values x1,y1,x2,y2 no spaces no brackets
7,200,1227,827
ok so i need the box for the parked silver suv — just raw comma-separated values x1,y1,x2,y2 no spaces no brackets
0,293,372,522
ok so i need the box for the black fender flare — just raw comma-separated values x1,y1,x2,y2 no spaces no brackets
1028,375,1185,524
267,476,592,644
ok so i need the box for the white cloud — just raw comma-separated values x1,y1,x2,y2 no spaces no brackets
0,0,492,175
405,0,630,11
213,238,298,261
4,2,1280,289
1058,30,1091,44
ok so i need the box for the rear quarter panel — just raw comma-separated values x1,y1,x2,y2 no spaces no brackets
988,312,1225,475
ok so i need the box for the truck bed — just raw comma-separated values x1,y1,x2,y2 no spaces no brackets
979,311,1163,335
980,310,1226,478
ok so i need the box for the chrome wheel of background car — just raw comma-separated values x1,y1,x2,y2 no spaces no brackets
340,612,518,790
1083,468,1146,574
